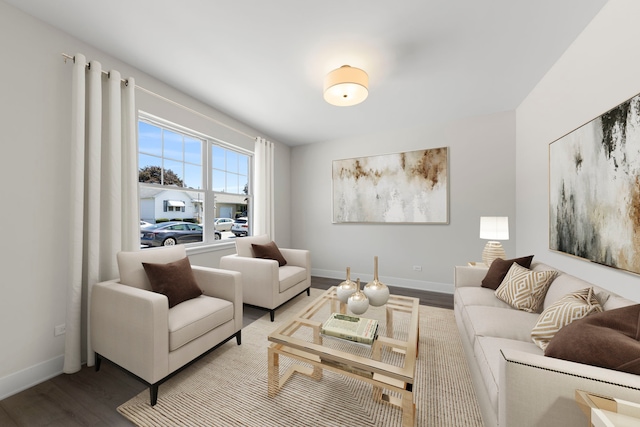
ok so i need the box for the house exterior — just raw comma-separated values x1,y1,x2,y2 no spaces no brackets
139,187,248,224
139,187,200,222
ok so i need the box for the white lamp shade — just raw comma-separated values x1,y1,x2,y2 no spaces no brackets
480,216,509,240
323,65,368,106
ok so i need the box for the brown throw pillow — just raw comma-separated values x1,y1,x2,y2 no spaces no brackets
481,255,534,290
252,241,287,266
142,257,202,308
545,304,640,375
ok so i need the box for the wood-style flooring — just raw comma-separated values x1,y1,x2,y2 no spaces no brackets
0,277,453,426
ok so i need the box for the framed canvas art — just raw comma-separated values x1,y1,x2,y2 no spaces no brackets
332,147,449,224
549,93,640,274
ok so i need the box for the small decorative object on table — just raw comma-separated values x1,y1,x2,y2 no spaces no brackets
336,267,357,303
364,256,389,306
347,278,369,315
320,313,379,345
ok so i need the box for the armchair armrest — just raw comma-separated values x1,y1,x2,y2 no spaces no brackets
191,266,242,332
454,265,488,288
219,254,279,285
220,254,279,306
279,248,310,269
90,279,169,384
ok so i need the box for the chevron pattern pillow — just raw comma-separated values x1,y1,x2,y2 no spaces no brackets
531,287,603,350
495,263,558,313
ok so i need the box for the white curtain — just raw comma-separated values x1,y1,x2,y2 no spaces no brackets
253,137,275,238
64,53,138,373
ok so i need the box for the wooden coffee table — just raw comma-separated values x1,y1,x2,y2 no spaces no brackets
267,286,420,426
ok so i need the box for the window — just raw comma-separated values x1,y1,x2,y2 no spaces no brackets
138,115,251,248
163,200,186,212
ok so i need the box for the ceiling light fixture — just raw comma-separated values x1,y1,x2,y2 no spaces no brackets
323,65,369,107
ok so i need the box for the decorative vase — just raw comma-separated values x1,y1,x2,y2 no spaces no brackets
336,267,357,304
364,256,389,307
347,278,369,315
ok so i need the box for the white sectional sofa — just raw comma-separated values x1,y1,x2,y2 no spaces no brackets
454,261,640,427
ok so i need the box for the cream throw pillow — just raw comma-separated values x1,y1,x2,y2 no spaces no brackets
531,287,603,350
495,263,558,313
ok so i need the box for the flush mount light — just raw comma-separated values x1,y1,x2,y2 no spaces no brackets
323,65,369,106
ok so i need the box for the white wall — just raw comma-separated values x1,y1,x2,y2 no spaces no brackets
516,0,640,302
291,111,517,292
0,0,291,399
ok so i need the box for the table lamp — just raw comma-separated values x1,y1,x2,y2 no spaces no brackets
480,216,509,266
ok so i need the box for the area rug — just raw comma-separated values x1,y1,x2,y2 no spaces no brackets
118,289,483,426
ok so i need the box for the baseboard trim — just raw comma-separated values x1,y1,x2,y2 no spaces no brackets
312,268,454,295
0,355,64,401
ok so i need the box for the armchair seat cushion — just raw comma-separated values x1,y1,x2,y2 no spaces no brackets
168,296,234,351
279,265,307,293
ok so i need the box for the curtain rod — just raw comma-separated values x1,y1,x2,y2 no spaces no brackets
61,52,256,141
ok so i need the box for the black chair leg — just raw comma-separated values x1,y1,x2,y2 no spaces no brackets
236,330,242,345
95,353,102,372
306,287,311,296
270,310,275,322
150,384,158,406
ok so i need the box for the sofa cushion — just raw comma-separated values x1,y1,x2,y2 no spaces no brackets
495,263,558,313
279,265,307,292
168,296,234,351
142,257,203,308
481,255,534,290
545,304,640,375
604,295,638,311
541,271,593,310
455,287,514,309
531,287,603,351
252,241,287,266
462,305,540,343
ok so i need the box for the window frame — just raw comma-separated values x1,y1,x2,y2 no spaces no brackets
138,113,253,248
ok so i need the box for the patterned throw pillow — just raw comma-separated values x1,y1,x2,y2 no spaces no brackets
531,287,603,350
495,263,558,313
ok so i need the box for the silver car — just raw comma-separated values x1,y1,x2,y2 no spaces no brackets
214,217,234,231
231,217,249,237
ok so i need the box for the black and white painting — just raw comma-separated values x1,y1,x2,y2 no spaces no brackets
332,147,449,223
549,94,640,274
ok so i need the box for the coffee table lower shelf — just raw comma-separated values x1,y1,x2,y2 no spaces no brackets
267,340,416,427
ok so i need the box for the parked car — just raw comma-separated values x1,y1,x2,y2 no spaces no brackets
199,223,223,240
231,217,249,237
213,217,234,232
140,220,154,228
141,221,203,247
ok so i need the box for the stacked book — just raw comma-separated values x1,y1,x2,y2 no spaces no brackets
320,313,379,345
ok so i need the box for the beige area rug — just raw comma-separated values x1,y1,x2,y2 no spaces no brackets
118,289,483,426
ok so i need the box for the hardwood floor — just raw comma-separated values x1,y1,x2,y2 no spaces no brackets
312,276,454,309
0,277,453,426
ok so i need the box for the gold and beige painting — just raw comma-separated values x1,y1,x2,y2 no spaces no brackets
332,147,448,224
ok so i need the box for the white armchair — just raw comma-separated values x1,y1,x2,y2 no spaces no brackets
90,245,242,405
220,234,310,321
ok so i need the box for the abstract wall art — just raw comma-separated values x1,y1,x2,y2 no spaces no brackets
549,93,640,274
332,147,449,224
